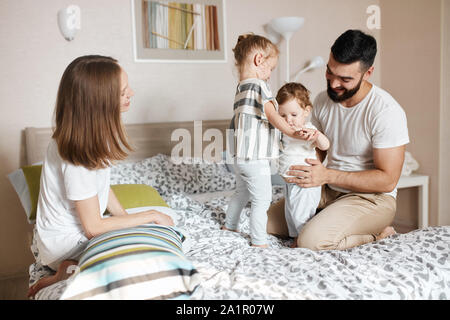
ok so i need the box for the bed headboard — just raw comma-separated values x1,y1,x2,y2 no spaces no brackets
25,119,230,165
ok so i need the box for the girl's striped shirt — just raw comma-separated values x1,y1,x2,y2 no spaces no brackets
228,78,280,160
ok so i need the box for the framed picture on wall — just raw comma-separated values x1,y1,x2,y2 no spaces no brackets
131,0,227,63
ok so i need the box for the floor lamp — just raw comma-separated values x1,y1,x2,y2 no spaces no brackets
268,17,304,83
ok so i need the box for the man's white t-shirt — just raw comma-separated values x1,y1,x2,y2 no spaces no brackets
311,84,410,198
35,139,110,267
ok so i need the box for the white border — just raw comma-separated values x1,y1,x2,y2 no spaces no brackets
131,0,227,63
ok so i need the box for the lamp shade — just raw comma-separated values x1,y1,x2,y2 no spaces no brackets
269,17,304,39
267,16,305,83
308,56,325,69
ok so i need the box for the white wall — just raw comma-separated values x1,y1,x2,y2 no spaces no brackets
0,0,381,277
380,0,443,229
440,0,450,226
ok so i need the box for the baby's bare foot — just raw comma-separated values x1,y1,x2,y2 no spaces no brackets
375,226,397,241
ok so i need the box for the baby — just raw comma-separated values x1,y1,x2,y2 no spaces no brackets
276,83,330,247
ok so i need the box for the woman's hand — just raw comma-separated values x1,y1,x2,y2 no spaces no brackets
148,210,174,226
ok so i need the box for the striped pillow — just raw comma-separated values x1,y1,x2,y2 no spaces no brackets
60,224,200,300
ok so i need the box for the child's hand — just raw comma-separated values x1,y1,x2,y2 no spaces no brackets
294,128,319,141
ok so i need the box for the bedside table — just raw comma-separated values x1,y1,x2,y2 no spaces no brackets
397,174,429,228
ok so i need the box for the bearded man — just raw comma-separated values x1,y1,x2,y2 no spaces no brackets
268,30,410,251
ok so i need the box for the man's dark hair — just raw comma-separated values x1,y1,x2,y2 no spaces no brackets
331,30,377,71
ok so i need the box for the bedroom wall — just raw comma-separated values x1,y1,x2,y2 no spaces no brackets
0,0,381,278
440,0,450,226
379,0,443,229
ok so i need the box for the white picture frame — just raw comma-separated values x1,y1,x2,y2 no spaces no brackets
131,0,227,63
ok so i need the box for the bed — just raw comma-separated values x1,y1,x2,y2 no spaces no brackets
23,120,450,300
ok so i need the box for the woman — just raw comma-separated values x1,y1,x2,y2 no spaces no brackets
28,55,173,297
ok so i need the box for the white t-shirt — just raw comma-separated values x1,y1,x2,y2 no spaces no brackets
35,139,111,266
311,84,409,198
278,122,318,177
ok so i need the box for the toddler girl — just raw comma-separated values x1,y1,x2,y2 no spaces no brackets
276,83,330,247
223,34,304,247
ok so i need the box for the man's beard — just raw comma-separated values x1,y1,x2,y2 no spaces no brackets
327,76,363,103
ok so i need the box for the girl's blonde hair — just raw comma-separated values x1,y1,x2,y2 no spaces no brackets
52,55,133,170
232,33,279,72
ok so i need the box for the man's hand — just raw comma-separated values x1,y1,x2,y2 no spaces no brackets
284,146,406,193
284,158,328,188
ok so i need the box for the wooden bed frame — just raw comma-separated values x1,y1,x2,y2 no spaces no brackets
25,120,230,165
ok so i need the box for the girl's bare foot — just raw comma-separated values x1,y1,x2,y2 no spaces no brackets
27,260,78,299
375,226,397,241
221,226,238,232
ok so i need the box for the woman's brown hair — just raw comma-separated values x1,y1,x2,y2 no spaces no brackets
276,82,312,109
52,55,132,169
233,33,279,73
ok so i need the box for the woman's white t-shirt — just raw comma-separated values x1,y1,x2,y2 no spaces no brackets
35,139,110,267
311,85,409,198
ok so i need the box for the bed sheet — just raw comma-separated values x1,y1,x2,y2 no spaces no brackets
29,186,450,300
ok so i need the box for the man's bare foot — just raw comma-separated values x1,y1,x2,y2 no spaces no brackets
375,226,397,241
290,237,298,248
221,226,238,232
251,243,269,248
27,260,78,299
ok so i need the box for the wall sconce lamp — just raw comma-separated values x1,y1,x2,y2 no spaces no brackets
57,5,81,41
292,56,326,82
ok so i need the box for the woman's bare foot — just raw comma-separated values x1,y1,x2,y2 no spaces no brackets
375,226,397,241
27,260,78,299
251,243,269,248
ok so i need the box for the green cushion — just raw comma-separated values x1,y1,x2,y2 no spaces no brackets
110,184,168,209
21,165,43,221
19,164,167,221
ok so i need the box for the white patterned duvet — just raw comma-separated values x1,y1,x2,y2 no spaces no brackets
29,155,450,300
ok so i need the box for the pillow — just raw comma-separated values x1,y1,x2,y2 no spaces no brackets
164,155,236,194
110,184,168,209
110,155,194,201
7,164,42,223
60,224,201,300
8,163,170,223
125,206,182,232
111,154,236,196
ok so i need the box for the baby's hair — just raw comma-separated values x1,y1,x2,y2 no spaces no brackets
233,33,279,72
276,82,312,109
52,55,132,170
